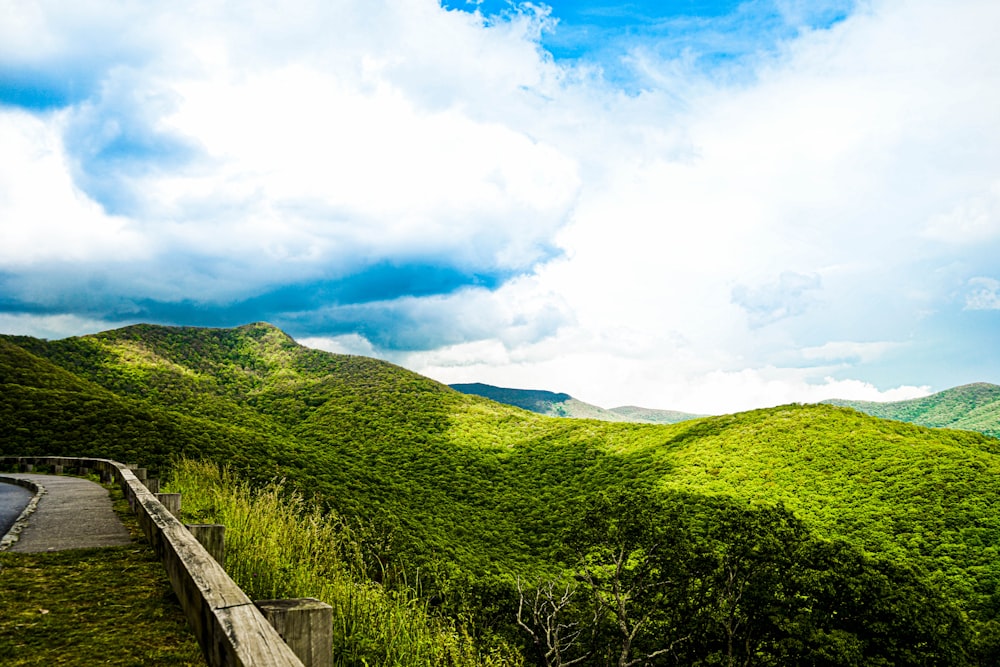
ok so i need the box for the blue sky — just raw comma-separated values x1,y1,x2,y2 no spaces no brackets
461,0,853,81
1,0,999,413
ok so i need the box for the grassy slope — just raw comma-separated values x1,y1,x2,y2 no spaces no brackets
0,337,292,473
825,382,1000,438
4,324,1000,620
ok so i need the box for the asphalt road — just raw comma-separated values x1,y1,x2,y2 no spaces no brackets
0,474,131,552
0,481,33,537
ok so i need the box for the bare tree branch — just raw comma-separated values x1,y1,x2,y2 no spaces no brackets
517,576,592,667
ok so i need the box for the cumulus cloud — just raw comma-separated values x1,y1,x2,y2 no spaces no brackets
732,272,822,328
799,340,902,364
297,333,379,358
0,109,150,266
965,278,1000,311
405,331,932,415
1,0,578,316
0,312,132,341
3,0,1000,412
284,274,573,351
923,182,1000,245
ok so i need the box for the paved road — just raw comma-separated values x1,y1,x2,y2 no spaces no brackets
0,481,33,536
0,474,131,552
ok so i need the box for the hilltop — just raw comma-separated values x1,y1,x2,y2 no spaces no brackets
450,381,703,423
451,380,1000,438
825,382,1000,438
3,323,1000,664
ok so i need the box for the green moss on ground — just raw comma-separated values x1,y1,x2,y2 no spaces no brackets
0,486,204,666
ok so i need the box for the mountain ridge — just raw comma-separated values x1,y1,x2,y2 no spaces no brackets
823,382,1000,438
4,323,1000,663
449,381,704,424
450,380,1000,438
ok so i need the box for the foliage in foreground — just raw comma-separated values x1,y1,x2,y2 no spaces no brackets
170,459,983,666
523,487,975,666
168,459,521,667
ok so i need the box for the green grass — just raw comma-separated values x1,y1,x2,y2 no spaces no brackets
0,486,204,666
168,459,521,667
5,324,1000,664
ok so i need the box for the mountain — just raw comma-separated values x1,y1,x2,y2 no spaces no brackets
449,382,703,423
824,382,1000,438
606,404,707,423
4,323,1000,663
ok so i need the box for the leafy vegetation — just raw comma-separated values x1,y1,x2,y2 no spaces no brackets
3,323,1000,664
524,487,973,666
168,460,519,667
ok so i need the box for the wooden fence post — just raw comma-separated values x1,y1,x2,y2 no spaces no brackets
156,493,182,518
185,524,226,566
255,598,332,667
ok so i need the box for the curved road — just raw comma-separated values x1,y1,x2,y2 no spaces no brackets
0,474,131,552
0,481,33,536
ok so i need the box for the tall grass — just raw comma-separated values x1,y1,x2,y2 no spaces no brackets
167,459,521,667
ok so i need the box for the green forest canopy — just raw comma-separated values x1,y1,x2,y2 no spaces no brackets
3,323,1000,664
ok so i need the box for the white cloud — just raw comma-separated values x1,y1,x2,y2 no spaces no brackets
161,65,579,268
0,109,150,266
410,335,932,414
799,340,902,364
732,272,823,328
407,0,1000,411
0,313,129,340
1,1,578,302
809,378,932,404
923,182,1000,244
297,333,379,357
2,0,1000,412
965,278,1000,311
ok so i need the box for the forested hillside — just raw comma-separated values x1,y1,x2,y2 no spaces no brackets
450,381,702,423
3,323,1000,665
825,383,1000,438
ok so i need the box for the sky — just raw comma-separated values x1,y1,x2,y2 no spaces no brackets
1,0,999,414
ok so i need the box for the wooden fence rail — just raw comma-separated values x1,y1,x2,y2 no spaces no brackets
0,456,331,667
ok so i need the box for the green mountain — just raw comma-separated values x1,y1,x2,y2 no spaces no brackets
606,404,707,423
4,323,1000,664
450,382,703,423
824,382,1000,438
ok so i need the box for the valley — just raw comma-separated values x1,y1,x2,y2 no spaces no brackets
2,323,998,665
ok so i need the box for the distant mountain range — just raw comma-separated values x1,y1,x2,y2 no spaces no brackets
452,381,1000,439
449,382,704,424
823,382,1000,439
5,323,1000,661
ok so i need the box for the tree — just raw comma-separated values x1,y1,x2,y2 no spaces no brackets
517,577,595,667
781,539,974,667
696,501,810,666
564,487,703,667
